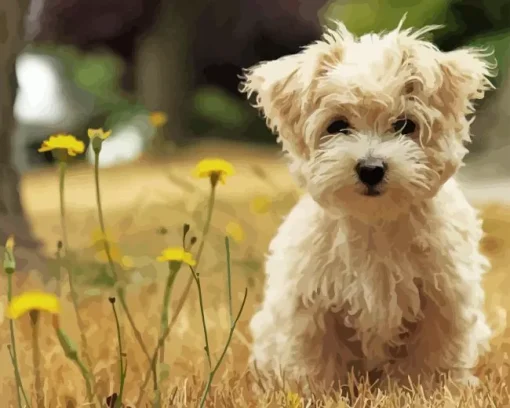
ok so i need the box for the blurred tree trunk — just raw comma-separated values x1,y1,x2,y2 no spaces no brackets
0,0,46,278
135,0,203,150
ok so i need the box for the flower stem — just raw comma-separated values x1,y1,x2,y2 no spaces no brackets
110,300,126,408
198,288,248,408
93,151,156,391
30,311,44,408
58,161,69,251
55,327,98,406
159,262,181,364
58,160,96,397
7,274,31,408
189,267,212,370
197,236,248,407
136,184,217,406
224,237,233,325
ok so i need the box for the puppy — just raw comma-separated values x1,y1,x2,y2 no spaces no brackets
240,21,496,391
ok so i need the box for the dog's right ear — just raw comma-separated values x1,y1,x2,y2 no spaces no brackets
240,53,309,140
240,23,348,153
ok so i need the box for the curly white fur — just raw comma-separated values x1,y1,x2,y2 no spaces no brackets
240,20,496,390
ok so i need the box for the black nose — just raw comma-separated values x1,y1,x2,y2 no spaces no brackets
355,159,386,187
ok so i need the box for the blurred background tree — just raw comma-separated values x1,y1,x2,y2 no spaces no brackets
0,0,46,275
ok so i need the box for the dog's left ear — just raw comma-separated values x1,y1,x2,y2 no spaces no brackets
438,47,496,115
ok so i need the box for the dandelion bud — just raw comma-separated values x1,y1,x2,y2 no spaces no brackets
88,128,112,154
108,297,116,304
190,236,197,247
182,223,190,246
3,235,16,274
91,136,103,154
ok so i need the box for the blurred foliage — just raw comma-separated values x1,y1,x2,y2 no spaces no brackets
193,87,251,130
26,43,147,129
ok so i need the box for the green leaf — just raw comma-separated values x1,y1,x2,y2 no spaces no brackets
193,87,251,129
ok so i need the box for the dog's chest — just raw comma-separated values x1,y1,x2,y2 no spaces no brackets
302,219,431,341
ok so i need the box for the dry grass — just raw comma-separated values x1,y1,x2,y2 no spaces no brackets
1,143,510,407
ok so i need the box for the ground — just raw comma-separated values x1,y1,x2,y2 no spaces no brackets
1,141,509,407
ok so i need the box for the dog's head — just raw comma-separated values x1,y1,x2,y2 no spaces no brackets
240,21,495,219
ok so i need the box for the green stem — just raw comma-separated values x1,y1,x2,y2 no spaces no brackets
117,288,156,383
58,160,96,398
58,161,69,251
159,262,180,364
7,274,31,408
30,313,44,408
224,237,233,325
93,151,156,391
75,358,95,404
189,267,212,370
111,301,125,408
197,236,247,407
55,328,98,406
198,288,248,408
136,184,218,406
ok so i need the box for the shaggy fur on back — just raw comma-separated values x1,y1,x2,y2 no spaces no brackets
240,20,496,391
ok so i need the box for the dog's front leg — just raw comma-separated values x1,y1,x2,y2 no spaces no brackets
389,282,490,389
250,299,337,389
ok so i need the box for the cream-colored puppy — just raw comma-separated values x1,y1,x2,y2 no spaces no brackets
240,21,496,390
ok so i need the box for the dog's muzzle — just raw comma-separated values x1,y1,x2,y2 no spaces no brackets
355,158,387,191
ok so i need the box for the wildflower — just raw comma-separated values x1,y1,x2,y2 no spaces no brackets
7,292,61,319
157,247,196,266
38,134,85,158
87,128,112,140
193,158,235,186
250,195,272,214
226,221,245,243
149,111,168,128
88,128,112,153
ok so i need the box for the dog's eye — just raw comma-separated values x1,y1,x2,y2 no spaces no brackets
326,119,351,135
392,119,416,135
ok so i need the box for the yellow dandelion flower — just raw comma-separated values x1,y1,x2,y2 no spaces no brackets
226,221,245,243
157,247,196,266
250,195,272,214
149,111,168,128
193,158,235,185
7,291,61,319
38,134,85,157
87,128,112,140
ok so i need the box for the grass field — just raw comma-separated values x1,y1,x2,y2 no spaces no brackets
1,141,510,407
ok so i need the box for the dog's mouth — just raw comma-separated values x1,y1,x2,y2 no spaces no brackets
362,186,383,197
